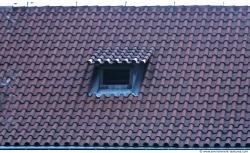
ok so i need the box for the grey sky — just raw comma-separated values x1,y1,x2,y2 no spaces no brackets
1,0,250,7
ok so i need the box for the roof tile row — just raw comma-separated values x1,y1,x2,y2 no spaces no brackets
0,6,250,147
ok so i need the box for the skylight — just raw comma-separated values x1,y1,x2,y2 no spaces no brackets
88,47,153,97
102,68,130,85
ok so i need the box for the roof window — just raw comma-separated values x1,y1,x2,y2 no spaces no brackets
102,68,130,86
88,47,153,97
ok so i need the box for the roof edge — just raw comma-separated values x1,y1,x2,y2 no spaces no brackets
3,5,250,8
0,146,250,150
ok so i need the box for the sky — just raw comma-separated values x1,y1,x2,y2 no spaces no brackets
1,0,250,7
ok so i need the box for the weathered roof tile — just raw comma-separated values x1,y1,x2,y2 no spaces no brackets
0,5,249,148
88,47,154,64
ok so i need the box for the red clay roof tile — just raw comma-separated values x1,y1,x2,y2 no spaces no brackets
0,5,250,148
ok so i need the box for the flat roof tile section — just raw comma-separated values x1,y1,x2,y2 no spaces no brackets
88,47,154,64
0,6,250,148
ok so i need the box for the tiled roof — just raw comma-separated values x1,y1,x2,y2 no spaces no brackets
0,6,250,148
88,47,154,64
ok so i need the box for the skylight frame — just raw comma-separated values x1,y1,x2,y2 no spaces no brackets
89,63,146,97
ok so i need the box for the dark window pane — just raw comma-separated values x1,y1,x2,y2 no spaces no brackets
103,69,130,85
